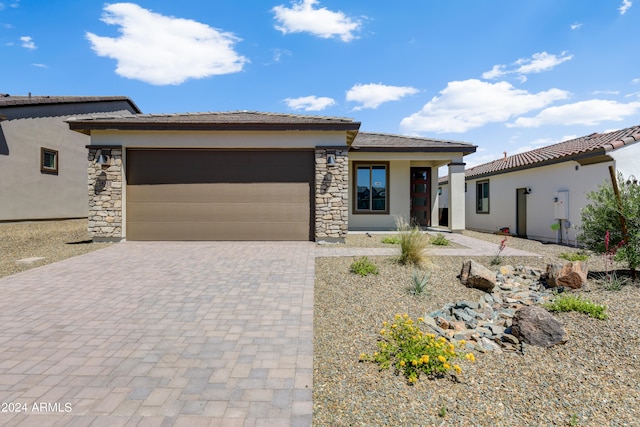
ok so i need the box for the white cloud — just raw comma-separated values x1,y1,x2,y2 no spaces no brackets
632,78,640,84
86,3,248,85
513,138,554,154
482,51,573,80
270,48,291,63
619,0,633,14
284,95,336,111
32,63,48,68
272,0,361,42
400,79,569,133
509,99,640,128
20,36,35,50
571,22,582,30
346,83,418,110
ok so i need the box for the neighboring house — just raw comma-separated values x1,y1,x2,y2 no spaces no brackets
459,125,640,245
67,112,476,242
0,95,141,222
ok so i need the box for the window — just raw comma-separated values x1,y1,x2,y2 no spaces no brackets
354,162,389,213
40,148,58,175
476,180,489,213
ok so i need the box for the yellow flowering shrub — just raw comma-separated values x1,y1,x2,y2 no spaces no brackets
360,314,474,384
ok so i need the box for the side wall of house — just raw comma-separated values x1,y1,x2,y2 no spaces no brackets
609,142,640,179
465,160,613,245
0,101,137,221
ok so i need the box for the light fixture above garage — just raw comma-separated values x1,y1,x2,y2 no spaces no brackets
327,152,337,167
96,150,109,167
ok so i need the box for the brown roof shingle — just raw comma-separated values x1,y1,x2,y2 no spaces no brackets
351,132,476,154
466,125,640,179
0,94,141,113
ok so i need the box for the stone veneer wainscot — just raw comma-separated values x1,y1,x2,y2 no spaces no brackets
87,147,123,241
315,147,349,242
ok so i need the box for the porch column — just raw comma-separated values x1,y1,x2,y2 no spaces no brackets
448,162,465,232
87,146,124,241
315,146,349,242
430,165,439,227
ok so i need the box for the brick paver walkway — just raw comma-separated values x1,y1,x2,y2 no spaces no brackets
0,242,315,426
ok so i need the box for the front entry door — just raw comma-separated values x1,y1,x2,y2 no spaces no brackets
410,168,431,226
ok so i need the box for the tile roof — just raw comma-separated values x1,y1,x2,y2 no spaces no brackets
351,132,476,154
465,125,640,179
0,94,141,113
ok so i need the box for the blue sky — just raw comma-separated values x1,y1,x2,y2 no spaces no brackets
2,0,640,169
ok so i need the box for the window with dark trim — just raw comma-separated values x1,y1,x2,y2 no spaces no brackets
353,162,389,214
40,148,58,175
476,180,489,213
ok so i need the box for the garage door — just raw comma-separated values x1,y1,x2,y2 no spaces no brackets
126,149,314,241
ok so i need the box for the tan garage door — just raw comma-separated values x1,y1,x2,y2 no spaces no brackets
126,149,314,241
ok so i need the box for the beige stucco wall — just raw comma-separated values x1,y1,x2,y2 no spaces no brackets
465,160,615,245
0,117,90,221
348,152,462,230
88,130,348,149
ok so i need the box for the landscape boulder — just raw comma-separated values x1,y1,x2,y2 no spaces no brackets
511,306,568,347
460,260,496,292
545,261,588,289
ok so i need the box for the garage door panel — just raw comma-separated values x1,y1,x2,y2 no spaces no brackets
126,221,309,241
127,201,309,223
125,149,314,241
127,183,309,204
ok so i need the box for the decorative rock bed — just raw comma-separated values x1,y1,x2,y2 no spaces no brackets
424,264,566,353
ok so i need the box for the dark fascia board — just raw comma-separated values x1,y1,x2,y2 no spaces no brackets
465,149,610,181
69,121,360,134
349,146,477,155
85,144,123,149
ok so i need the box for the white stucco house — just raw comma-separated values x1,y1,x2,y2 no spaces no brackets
0,95,140,222
67,112,476,242
457,125,640,245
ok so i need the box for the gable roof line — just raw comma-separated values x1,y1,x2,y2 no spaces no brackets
465,125,640,180
351,131,477,154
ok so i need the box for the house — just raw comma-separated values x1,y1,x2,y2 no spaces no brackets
67,112,476,242
0,95,141,222
460,125,640,245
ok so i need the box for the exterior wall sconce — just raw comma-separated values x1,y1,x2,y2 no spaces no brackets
523,187,532,195
96,150,110,167
326,152,337,167
626,175,637,185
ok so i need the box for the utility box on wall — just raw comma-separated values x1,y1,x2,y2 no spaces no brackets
554,191,569,220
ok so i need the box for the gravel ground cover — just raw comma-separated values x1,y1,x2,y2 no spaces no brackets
346,232,465,249
314,233,640,426
0,219,112,279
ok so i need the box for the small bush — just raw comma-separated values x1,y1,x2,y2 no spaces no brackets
381,235,401,245
410,270,430,295
430,233,450,246
544,294,608,320
350,256,379,277
559,251,590,262
396,217,429,266
360,314,474,384
597,271,629,291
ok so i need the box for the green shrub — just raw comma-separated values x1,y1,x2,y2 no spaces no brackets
381,235,401,245
559,251,590,262
543,294,608,320
410,270,430,295
430,233,450,246
396,217,429,266
350,256,379,277
360,314,474,384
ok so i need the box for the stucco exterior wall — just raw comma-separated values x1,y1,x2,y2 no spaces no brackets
465,160,614,245
609,142,640,179
347,151,459,230
0,101,137,222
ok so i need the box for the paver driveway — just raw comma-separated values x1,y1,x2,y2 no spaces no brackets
0,241,315,427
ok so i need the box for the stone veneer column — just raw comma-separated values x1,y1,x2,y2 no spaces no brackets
87,147,123,241
315,147,349,242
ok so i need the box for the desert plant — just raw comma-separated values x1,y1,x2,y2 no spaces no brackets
597,271,629,291
558,251,589,262
360,314,474,384
578,172,640,279
543,294,608,320
350,256,379,277
410,270,430,295
396,217,429,266
490,237,507,265
381,235,401,245
439,403,447,418
430,233,450,246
